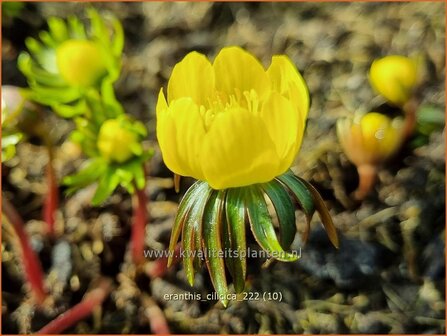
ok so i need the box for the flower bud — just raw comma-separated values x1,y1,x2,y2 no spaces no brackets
2,85,27,126
369,55,418,106
97,119,140,163
337,112,404,167
56,40,106,87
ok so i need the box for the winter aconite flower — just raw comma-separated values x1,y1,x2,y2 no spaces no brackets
64,115,150,205
97,118,142,163
158,47,338,307
157,46,309,190
18,8,123,117
56,39,107,87
337,112,404,200
369,55,418,106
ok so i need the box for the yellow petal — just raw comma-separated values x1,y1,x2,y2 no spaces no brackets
267,55,309,123
259,92,303,173
156,88,168,119
156,91,206,179
156,90,182,174
337,118,361,166
369,55,417,106
201,107,280,189
360,112,391,163
167,51,214,107
213,46,270,98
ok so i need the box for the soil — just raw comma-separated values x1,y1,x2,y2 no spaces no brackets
2,2,445,334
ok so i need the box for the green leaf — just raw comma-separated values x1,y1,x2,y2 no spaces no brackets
39,30,58,48
277,171,315,243
115,167,133,185
24,38,43,55
192,204,204,273
167,181,207,267
130,161,146,191
101,79,124,117
245,185,298,262
182,185,212,286
110,16,124,57
225,187,247,293
221,200,234,283
63,158,107,192
29,84,81,105
261,179,296,250
277,171,315,216
203,190,229,307
297,177,339,248
129,142,143,157
68,16,87,39
47,17,68,42
91,167,120,205
52,99,87,118
416,105,445,136
88,8,108,45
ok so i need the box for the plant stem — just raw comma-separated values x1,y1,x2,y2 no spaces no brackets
174,174,181,193
131,180,148,264
43,145,58,236
37,278,112,334
142,295,171,334
353,164,378,201
403,97,418,139
2,194,47,304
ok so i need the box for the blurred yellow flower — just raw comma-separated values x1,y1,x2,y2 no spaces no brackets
369,55,418,106
56,40,107,87
337,112,404,167
97,119,140,163
156,46,309,189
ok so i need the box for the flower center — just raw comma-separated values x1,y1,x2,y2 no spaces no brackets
201,89,260,131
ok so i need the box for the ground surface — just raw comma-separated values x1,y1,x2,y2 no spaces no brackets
2,2,446,334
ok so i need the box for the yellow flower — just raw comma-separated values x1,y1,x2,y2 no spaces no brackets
337,112,404,167
156,46,309,190
56,39,107,87
369,55,418,106
97,119,140,163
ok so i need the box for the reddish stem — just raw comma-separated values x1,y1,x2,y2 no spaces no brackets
37,278,112,334
353,164,378,201
142,295,171,334
2,195,47,304
403,97,418,139
174,174,181,193
43,150,59,236
131,183,148,264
